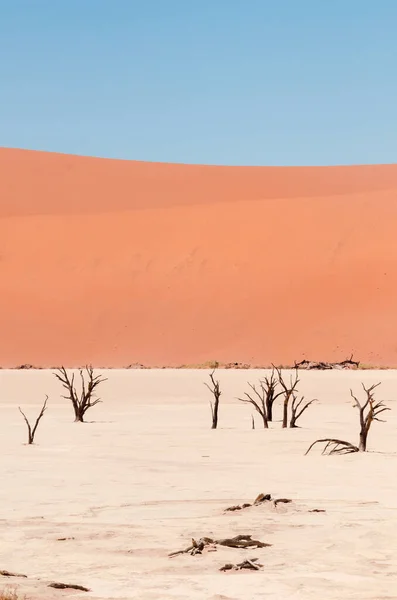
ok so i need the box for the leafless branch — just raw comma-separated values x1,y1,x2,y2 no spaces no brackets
289,394,317,427
18,396,48,444
305,438,359,456
274,366,300,428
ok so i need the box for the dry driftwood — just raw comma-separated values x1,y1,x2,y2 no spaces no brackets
220,558,263,571
254,493,271,504
294,355,359,370
305,438,360,455
225,503,252,512
169,534,271,557
225,493,272,512
217,534,271,549
48,582,90,591
0,570,27,578
274,498,292,506
168,537,215,557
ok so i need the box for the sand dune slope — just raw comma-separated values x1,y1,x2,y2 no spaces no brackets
1,148,397,367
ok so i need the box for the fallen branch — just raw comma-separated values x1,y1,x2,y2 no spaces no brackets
48,582,90,591
168,537,215,557
0,570,27,578
294,355,359,370
225,503,252,512
253,493,272,504
225,493,271,512
169,534,271,557
217,534,271,549
220,558,263,571
305,438,359,455
274,498,292,506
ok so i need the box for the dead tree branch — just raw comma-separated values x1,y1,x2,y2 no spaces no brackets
294,355,360,370
18,396,48,444
262,368,284,421
274,367,300,428
220,558,263,571
239,370,284,427
238,381,269,428
217,534,271,548
48,583,90,592
305,438,359,455
204,370,221,429
289,394,317,428
54,366,107,422
169,534,271,557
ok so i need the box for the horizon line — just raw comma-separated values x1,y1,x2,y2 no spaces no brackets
1,146,396,170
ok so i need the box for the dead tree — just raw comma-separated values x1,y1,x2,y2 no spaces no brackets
350,383,389,451
289,394,317,428
306,382,389,455
238,381,269,428
275,367,300,428
54,366,107,422
204,370,221,429
262,368,284,421
18,396,48,444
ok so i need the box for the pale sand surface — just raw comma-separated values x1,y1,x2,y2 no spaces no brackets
0,369,396,599
1,148,397,367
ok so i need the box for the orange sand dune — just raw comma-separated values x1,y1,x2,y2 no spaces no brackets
1,147,397,367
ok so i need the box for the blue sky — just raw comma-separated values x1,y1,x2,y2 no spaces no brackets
0,0,396,165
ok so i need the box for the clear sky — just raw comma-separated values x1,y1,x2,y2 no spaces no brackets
1,0,396,166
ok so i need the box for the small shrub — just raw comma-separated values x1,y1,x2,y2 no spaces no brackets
0,587,25,600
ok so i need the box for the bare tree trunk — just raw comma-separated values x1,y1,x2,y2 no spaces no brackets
74,409,84,423
282,398,289,429
211,397,220,429
359,429,367,452
204,370,221,429
266,396,274,422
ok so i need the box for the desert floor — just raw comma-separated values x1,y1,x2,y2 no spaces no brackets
0,369,396,600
